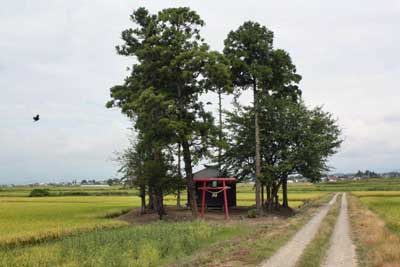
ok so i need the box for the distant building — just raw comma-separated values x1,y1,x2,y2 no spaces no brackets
327,175,338,182
80,184,110,188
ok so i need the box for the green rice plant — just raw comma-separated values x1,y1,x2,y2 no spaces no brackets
0,221,242,267
0,196,135,247
357,195,400,235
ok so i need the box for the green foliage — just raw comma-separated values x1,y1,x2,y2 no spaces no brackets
224,21,275,89
0,221,241,267
354,169,381,178
223,21,304,210
223,21,301,99
357,194,400,235
223,97,341,208
247,208,257,218
108,7,233,216
0,196,132,247
223,99,341,183
0,185,325,248
29,189,50,197
296,195,341,267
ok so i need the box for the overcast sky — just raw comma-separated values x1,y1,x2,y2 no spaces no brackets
1,0,400,184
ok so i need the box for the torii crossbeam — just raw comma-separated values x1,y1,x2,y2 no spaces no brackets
193,177,236,220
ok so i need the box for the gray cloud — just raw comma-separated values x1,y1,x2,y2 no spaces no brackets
384,115,400,124
1,0,400,184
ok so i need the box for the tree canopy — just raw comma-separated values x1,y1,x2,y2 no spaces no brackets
222,97,341,209
107,7,231,217
108,7,342,218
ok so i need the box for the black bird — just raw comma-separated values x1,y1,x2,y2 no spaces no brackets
33,114,40,122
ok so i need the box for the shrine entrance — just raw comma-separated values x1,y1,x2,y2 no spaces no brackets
193,177,236,220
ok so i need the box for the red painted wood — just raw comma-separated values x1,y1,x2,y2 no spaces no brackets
223,180,229,220
193,177,235,182
198,186,231,190
201,181,206,217
193,177,236,221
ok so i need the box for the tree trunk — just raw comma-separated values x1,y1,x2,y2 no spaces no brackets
271,182,282,210
218,89,223,170
182,139,199,216
140,184,146,214
177,143,182,208
261,184,264,208
177,190,181,208
266,184,272,210
253,79,262,212
148,187,155,211
155,190,165,220
282,177,289,208
153,150,166,219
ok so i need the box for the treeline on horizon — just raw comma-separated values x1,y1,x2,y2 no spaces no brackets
4,170,400,188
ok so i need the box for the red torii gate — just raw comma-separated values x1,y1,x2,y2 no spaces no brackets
193,177,236,220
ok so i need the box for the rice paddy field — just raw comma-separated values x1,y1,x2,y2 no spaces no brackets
0,221,243,267
0,185,322,249
1,178,400,266
353,191,400,234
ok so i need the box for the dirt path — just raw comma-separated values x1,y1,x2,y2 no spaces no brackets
323,193,357,267
259,193,339,267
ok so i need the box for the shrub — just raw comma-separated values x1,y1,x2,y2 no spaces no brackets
29,189,50,197
247,208,257,218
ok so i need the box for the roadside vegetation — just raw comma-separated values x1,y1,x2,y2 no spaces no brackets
0,221,242,267
295,194,341,267
0,191,333,267
0,185,325,248
172,193,334,267
349,193,400,267
2,179,400,266
0,196,132,247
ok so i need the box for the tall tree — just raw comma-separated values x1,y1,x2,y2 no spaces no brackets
223,22,301,211
224,22,273,211
222,97,342,210
203,51,233,169
107,7,229,217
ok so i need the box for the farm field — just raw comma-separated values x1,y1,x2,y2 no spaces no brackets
353,192,400,234
0,196,132,247
0,186,136,197
2,179,400,267
0,221,244,267
0,185,324,249
0,190,332,267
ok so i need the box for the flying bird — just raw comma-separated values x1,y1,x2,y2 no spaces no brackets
33,114,40,122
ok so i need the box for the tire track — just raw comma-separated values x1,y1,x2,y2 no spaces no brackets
323,193,357,267
259,193,339,267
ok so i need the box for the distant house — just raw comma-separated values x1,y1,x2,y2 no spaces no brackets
80,184,110,188
327,175,338,183
191,165,237,208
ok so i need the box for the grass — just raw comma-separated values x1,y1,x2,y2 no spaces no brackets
236,191,326,208
0,221,243,267
348,194,400,267
287,178,400,192
172,193,335,267
0,187,322,248
0,186,136,197
3,178,400,266
354,193,400,235
295,194,341,267
0,196,134,247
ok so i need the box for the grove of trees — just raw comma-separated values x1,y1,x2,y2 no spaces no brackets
107,7,342,219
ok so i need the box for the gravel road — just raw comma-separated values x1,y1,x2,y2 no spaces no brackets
323,193,357,267
259,193,339,267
